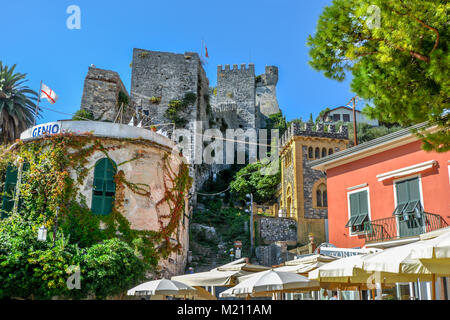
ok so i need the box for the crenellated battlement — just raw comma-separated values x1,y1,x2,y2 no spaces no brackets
280,122,349,147
217,63,255,73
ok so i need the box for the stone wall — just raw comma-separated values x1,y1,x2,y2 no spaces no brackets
258,217,297,244
301,145,328,219
130,49,212,195
80,67,129,122
75,138,188,276
255,242,295,267
130,49,208,129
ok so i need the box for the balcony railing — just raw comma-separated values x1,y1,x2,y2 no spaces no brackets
363,212,448,243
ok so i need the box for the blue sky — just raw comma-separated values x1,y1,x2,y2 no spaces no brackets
1,0,355,125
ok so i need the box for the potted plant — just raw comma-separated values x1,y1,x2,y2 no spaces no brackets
150,125,157,132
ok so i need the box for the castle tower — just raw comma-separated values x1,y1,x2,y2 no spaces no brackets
80,67,130,122
130,49,210,131
215,64,256,130
278,122,349,245
130,49,212,193
256,66,281,121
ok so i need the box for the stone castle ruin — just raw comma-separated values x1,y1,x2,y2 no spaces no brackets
80,48,281,191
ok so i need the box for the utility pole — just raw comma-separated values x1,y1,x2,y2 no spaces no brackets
351,96,358,146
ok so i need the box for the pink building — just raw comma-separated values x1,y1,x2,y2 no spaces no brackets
311,123,449,249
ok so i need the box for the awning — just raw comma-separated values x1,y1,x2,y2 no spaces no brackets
376,160,437,182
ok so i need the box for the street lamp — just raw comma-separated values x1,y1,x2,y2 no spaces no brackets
246,193,254,258
37,225,47,241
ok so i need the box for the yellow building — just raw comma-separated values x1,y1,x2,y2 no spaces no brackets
275,122,348,245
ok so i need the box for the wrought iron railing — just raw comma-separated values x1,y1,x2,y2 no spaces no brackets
363,212,448,243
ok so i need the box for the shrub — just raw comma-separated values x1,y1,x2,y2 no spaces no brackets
72,109,94,121
149,96,161,104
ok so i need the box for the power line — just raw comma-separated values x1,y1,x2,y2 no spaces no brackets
38,105,281,148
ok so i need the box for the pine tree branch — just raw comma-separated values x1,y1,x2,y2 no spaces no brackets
390,1,440,55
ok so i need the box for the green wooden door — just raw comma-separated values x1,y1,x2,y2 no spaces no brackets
1,165,18,218
395,177,424,237
91,158,116,215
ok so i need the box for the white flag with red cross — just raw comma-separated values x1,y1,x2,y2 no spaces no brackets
40,83,58,104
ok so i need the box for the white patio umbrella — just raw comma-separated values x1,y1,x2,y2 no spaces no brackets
308,253,426,300
275,254,338,275
362,229,450,300
219,270,319,299
171,258,269,287
409,229,450,275
127,279,196,297
361,242,436,279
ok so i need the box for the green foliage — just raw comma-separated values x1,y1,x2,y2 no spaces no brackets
149,96,161,104
0,133,190,299
316,107,331,122
288,117,304,128
192,199,250,256
74,239,146,299
60,201,105,247
307,0,449,152
0,215,147,299
0,62,38,144
334,121,403,146
164,92,197,128
183,92,197,105
118,91,129,107
265,112,287,135
230,161,281,204
72,109,94,121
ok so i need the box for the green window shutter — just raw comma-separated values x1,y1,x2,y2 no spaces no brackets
349,193,360,217
358,191,368,214
91,194,104,215
1,164,18,218
396,177,420,203
102,196,114,216
345,216,358,228
396,180,409,204
347,190,369,230
407,178,420,201
91,158,116,215
394,177,421,215
105,180,116,193
93,178,104,191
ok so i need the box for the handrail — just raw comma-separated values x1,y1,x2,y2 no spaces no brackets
364,212,448,243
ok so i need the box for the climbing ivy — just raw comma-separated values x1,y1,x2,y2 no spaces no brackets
164,92,197,128
0,132,192,298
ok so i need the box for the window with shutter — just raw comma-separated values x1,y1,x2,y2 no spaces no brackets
91,158,117,215
394,177,424,236
1,164,18,218
345,189,370,233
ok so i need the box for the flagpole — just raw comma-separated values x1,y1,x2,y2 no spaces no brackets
33,80,42,127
